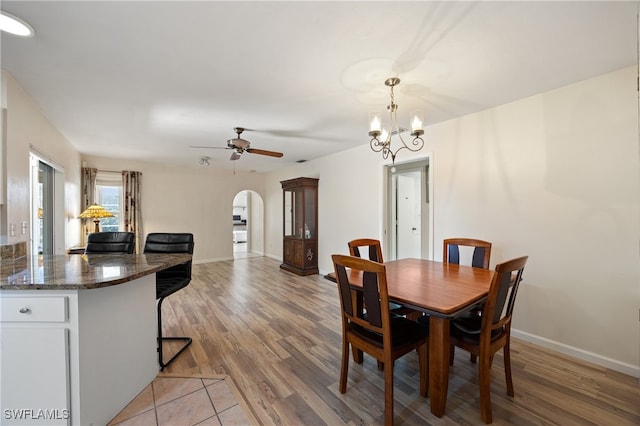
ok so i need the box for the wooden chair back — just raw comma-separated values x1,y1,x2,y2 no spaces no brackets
443,238,492,269
482,255,527,342
348,238,384,263
333,254,389,334
350,238,422,320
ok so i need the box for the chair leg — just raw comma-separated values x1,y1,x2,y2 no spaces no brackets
478,351,493,424
470,353,477,363
339,337,349,394
352,346,363,364
384,359,395,426
450,345,455,366
504,339,514,397
158,296,192,371
418,343,428,397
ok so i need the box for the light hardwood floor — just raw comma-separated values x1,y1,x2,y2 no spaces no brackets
159,256,640,425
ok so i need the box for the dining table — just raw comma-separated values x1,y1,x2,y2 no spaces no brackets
328,257,494,418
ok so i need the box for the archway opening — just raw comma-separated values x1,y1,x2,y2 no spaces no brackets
232,190,264,259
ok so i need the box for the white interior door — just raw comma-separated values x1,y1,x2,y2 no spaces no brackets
386,158,431,261
397,172,421,259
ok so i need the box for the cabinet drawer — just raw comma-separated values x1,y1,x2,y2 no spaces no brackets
1,297,68,322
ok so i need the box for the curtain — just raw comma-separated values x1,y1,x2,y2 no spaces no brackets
80,167,97,244
122,171,142,253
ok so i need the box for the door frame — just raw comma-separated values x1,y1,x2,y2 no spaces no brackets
384,156,433,261
29,150,65,255
232,189,265,257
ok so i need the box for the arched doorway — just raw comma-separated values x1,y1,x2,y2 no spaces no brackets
232,190,265,259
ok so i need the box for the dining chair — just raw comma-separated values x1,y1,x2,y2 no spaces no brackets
347,238,421,320
443,238,492,269
449,255,528,424
332,254,428,426
347,238,384,262
419,238,493,362
84,231,135,254
348,238,396,369
143,232,195,370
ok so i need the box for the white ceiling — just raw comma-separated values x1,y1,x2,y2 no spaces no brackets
1,1,637,173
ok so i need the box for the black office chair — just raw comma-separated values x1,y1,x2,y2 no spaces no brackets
143,232,195,370
84,232,135,254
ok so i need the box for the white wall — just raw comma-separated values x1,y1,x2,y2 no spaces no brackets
431,66,639,377
263,66,640,377
2,71,81,250
247,191,265,254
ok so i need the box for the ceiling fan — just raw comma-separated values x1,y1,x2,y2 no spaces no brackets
191,127,284,161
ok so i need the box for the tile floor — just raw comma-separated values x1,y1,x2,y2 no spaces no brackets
108,374,254,426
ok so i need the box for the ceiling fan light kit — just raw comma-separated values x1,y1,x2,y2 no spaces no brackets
368,77,424,163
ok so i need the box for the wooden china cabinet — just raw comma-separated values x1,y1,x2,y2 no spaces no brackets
280,177,319,276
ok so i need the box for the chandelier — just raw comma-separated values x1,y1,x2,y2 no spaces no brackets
368,77,424,163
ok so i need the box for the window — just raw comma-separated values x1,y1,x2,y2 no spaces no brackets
95,172,122,232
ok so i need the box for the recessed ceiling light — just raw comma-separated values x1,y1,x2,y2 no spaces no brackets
0,11,34,37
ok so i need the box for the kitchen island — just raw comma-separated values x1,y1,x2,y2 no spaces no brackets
0,253,191,426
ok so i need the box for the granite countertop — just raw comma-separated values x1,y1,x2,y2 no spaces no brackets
0,253,192,290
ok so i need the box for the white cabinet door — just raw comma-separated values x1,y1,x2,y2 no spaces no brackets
0,327,70,425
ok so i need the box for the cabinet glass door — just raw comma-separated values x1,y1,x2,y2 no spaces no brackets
284,190,294,237
304,188,315,239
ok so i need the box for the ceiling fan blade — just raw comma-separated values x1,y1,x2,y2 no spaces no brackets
245,148,283,158
230,151,242,161
243,128,310,139
189,145,228,150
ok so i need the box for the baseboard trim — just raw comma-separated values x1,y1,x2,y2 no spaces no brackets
512,329,640,378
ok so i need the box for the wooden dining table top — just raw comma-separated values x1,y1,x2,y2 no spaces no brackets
339,258,494,318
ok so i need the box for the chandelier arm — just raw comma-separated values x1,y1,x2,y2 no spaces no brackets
370,136,385,153
409,135,425,151
370,138,382,152
393,136,424,157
